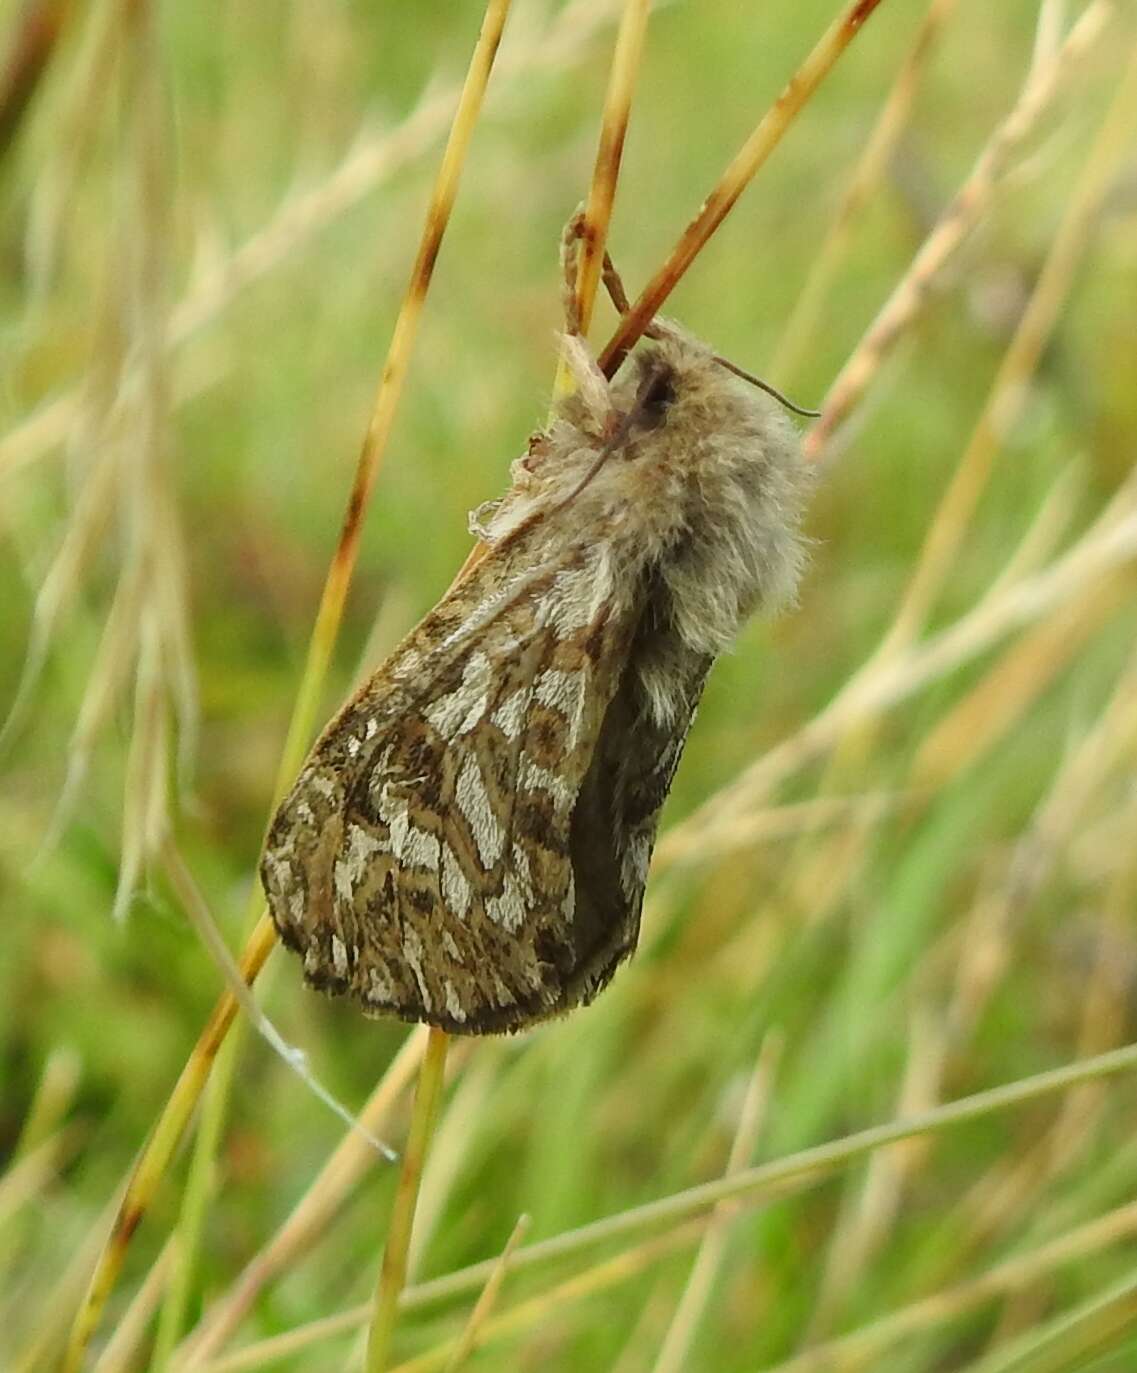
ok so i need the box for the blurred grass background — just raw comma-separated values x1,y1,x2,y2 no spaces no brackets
3,0,1137,1369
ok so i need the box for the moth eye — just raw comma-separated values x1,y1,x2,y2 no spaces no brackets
638,369,677,427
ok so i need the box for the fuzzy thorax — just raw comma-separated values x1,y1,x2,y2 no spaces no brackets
476,324,811,720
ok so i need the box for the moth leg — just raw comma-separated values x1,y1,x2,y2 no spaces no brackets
562,209,637,332
599,250,631,316
557,212,611,421
561,208,665,346
558,335,611,427
559,208,587,336
598,248,675,347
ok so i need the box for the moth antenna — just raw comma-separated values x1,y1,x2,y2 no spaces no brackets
565,210,639,339
600,249,665,344
554,401,639,512
600,250,633,316
710,354,821,418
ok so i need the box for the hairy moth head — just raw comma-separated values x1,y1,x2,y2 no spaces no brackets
481,323,812,723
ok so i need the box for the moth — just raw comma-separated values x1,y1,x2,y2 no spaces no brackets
261,266,812,1034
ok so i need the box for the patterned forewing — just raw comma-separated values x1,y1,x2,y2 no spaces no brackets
262,539,636,1033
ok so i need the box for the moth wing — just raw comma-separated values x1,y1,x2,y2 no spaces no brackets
566,630,713,1010
262,536,640,1033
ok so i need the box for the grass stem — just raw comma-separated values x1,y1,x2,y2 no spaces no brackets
365,1028,451,1373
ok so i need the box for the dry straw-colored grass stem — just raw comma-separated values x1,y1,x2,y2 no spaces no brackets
773,9,1137,871
728,0,1136,1004
549,0,648,409
770,0,961,387
911,574,1131,789
4,0,196,925
804,1008,948,1344
276,0,513,802
152,7,904,1352
175,1029,429,1369
367,0,655,1357
366,1027,452,1373
0,0,620,483
659,463,1137,867
62,1,515,1357
962,1260,1137,1373
875,6,1137,658
188,1039,1137,1370
560,0,650,349
90,1239,176,1373
440,1213,531,1373
650,1031,784,1373
378,7,898,1351
766,1196,1137,1373
61,914,278,1373
598,0,888,377
804,0,1115,460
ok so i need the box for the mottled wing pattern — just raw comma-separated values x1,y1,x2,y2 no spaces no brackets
261,536,642,1033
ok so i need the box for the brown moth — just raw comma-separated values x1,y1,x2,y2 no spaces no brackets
261,309,811,1034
